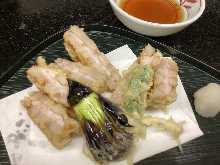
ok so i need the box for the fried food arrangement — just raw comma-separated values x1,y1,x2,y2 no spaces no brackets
22,25,134,163
112,44,178,112
21,25,181,164
63,26,121,91
23,56,134,163
22,91,80,149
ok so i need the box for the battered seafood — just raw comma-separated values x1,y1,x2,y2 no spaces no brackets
26,57,69,107
55,58,108,93
27,56,110,107
63,26,121,91
139,44,178,109
21,91,80,149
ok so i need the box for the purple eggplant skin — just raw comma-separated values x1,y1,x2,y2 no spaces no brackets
67,80,92,106
67,80,133,162
82,118,133,162
100,95,132,127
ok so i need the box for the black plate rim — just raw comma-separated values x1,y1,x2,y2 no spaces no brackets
0,24,219,87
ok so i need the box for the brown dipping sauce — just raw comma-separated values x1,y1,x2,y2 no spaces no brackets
122,0,184,24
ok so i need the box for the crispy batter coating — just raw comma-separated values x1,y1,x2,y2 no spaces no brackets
27,57,69,107
139,44,178,109
55,58,108,93
22,92,80,149
63,26,121,91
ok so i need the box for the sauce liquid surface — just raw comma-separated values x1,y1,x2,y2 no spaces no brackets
122,0,183,24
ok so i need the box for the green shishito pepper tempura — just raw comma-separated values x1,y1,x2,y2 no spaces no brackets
122,64,154,115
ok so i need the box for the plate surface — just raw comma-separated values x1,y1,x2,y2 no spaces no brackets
0,25,220,165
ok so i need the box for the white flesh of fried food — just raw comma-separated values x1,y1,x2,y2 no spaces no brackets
63,25,121,91
21,91,80,149
27,57,69,107
55,58,108,93
142,115,183,139
139,44,178,108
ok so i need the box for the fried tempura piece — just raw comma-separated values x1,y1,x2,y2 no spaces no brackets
55,58,108,93
27,57,69,107
139,44,178,108
139,44,161,67
63,25,121,91
21,91,80,149
111,63,154,115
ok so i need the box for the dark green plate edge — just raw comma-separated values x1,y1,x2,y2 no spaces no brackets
0,24,219,87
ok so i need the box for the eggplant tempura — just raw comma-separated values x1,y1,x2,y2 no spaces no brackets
68,81,133,163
